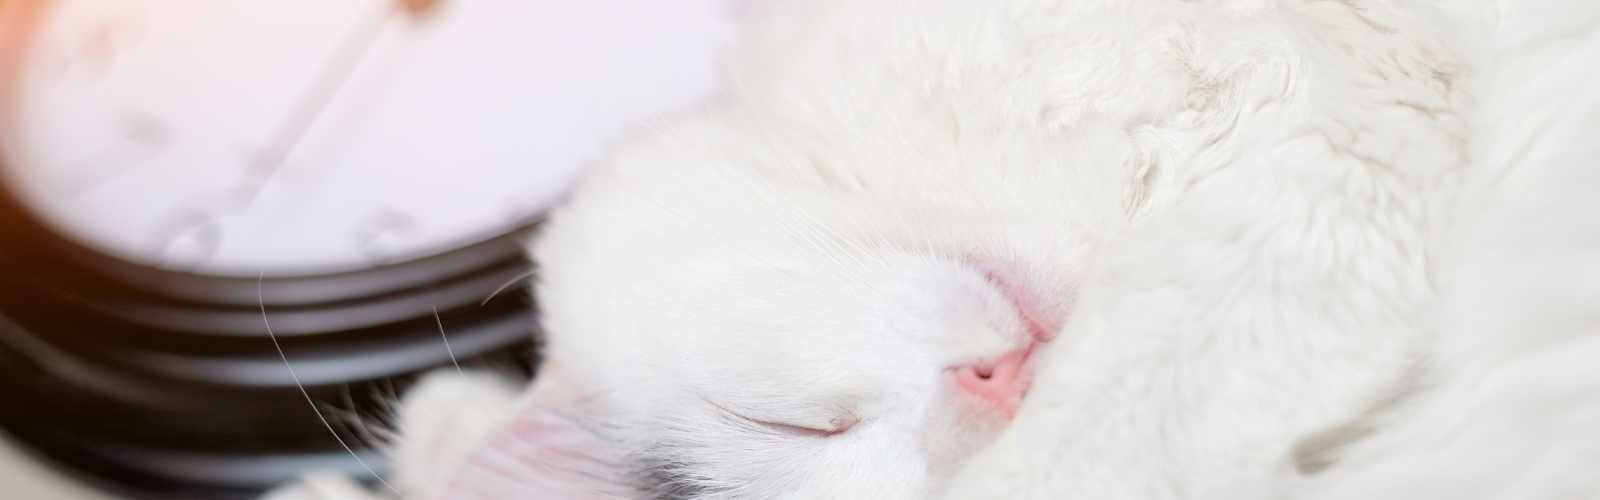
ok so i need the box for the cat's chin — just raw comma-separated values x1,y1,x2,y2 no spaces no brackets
924,385,1028,475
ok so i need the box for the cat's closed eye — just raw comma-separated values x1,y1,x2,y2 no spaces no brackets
747,413,861,438
704,397,861,438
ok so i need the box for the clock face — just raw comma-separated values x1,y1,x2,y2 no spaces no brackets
0,0,734,276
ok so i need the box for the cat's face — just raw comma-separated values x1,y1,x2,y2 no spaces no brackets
414,1,1171,494
433,3,1145,493
545,251,1053,499
497,107,1128,499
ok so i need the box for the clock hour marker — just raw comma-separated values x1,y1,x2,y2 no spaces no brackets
355,209,419,264
120,110,169,147
152,210,223,269
52,10,146,80
55,111,169,197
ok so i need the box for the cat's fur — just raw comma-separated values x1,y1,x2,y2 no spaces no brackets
267,1,1600,499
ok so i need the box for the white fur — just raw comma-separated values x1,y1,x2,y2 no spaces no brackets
269,1,1599,498
1280,3,1600,497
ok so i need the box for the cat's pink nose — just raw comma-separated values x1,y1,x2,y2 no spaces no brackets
951,347,1033,418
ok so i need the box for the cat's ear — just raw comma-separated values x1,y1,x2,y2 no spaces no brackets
428,362,631,500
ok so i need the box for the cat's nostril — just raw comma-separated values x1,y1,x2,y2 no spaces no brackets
951,348,1033,418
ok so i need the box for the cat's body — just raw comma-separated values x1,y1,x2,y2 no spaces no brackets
1281,6,1600,496
267,1,1600,499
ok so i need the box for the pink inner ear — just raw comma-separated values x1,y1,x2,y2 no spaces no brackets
434,363,627,500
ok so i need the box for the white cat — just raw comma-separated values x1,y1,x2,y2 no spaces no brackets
268,1,1600,499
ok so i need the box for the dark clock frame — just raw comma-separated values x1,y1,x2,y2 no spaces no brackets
0,177,541,499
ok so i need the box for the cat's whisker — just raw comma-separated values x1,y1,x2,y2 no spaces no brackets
480,269,536,306
335,385,389,451
381,375,403,406
361,384,404,445
432,306,464,374
259,273,402,496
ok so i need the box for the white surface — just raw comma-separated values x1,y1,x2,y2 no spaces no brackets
1,0,734,275
0,432,116,500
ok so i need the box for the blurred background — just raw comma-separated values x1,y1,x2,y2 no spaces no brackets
0,0,735,498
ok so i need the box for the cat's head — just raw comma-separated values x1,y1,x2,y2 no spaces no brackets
406,2,1154,496
404,91,1144,498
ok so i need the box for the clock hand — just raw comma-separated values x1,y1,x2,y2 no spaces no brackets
154,0,441,267
234,0,439,208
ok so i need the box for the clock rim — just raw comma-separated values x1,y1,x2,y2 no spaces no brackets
0,152,543,499
0,99,544,500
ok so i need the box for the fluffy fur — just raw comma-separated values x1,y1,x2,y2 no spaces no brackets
267,1,1599,499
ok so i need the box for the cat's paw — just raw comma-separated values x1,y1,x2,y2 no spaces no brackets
260,472,384,500
387,369,525,497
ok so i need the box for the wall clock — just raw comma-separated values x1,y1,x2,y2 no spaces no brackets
0,1,734,498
